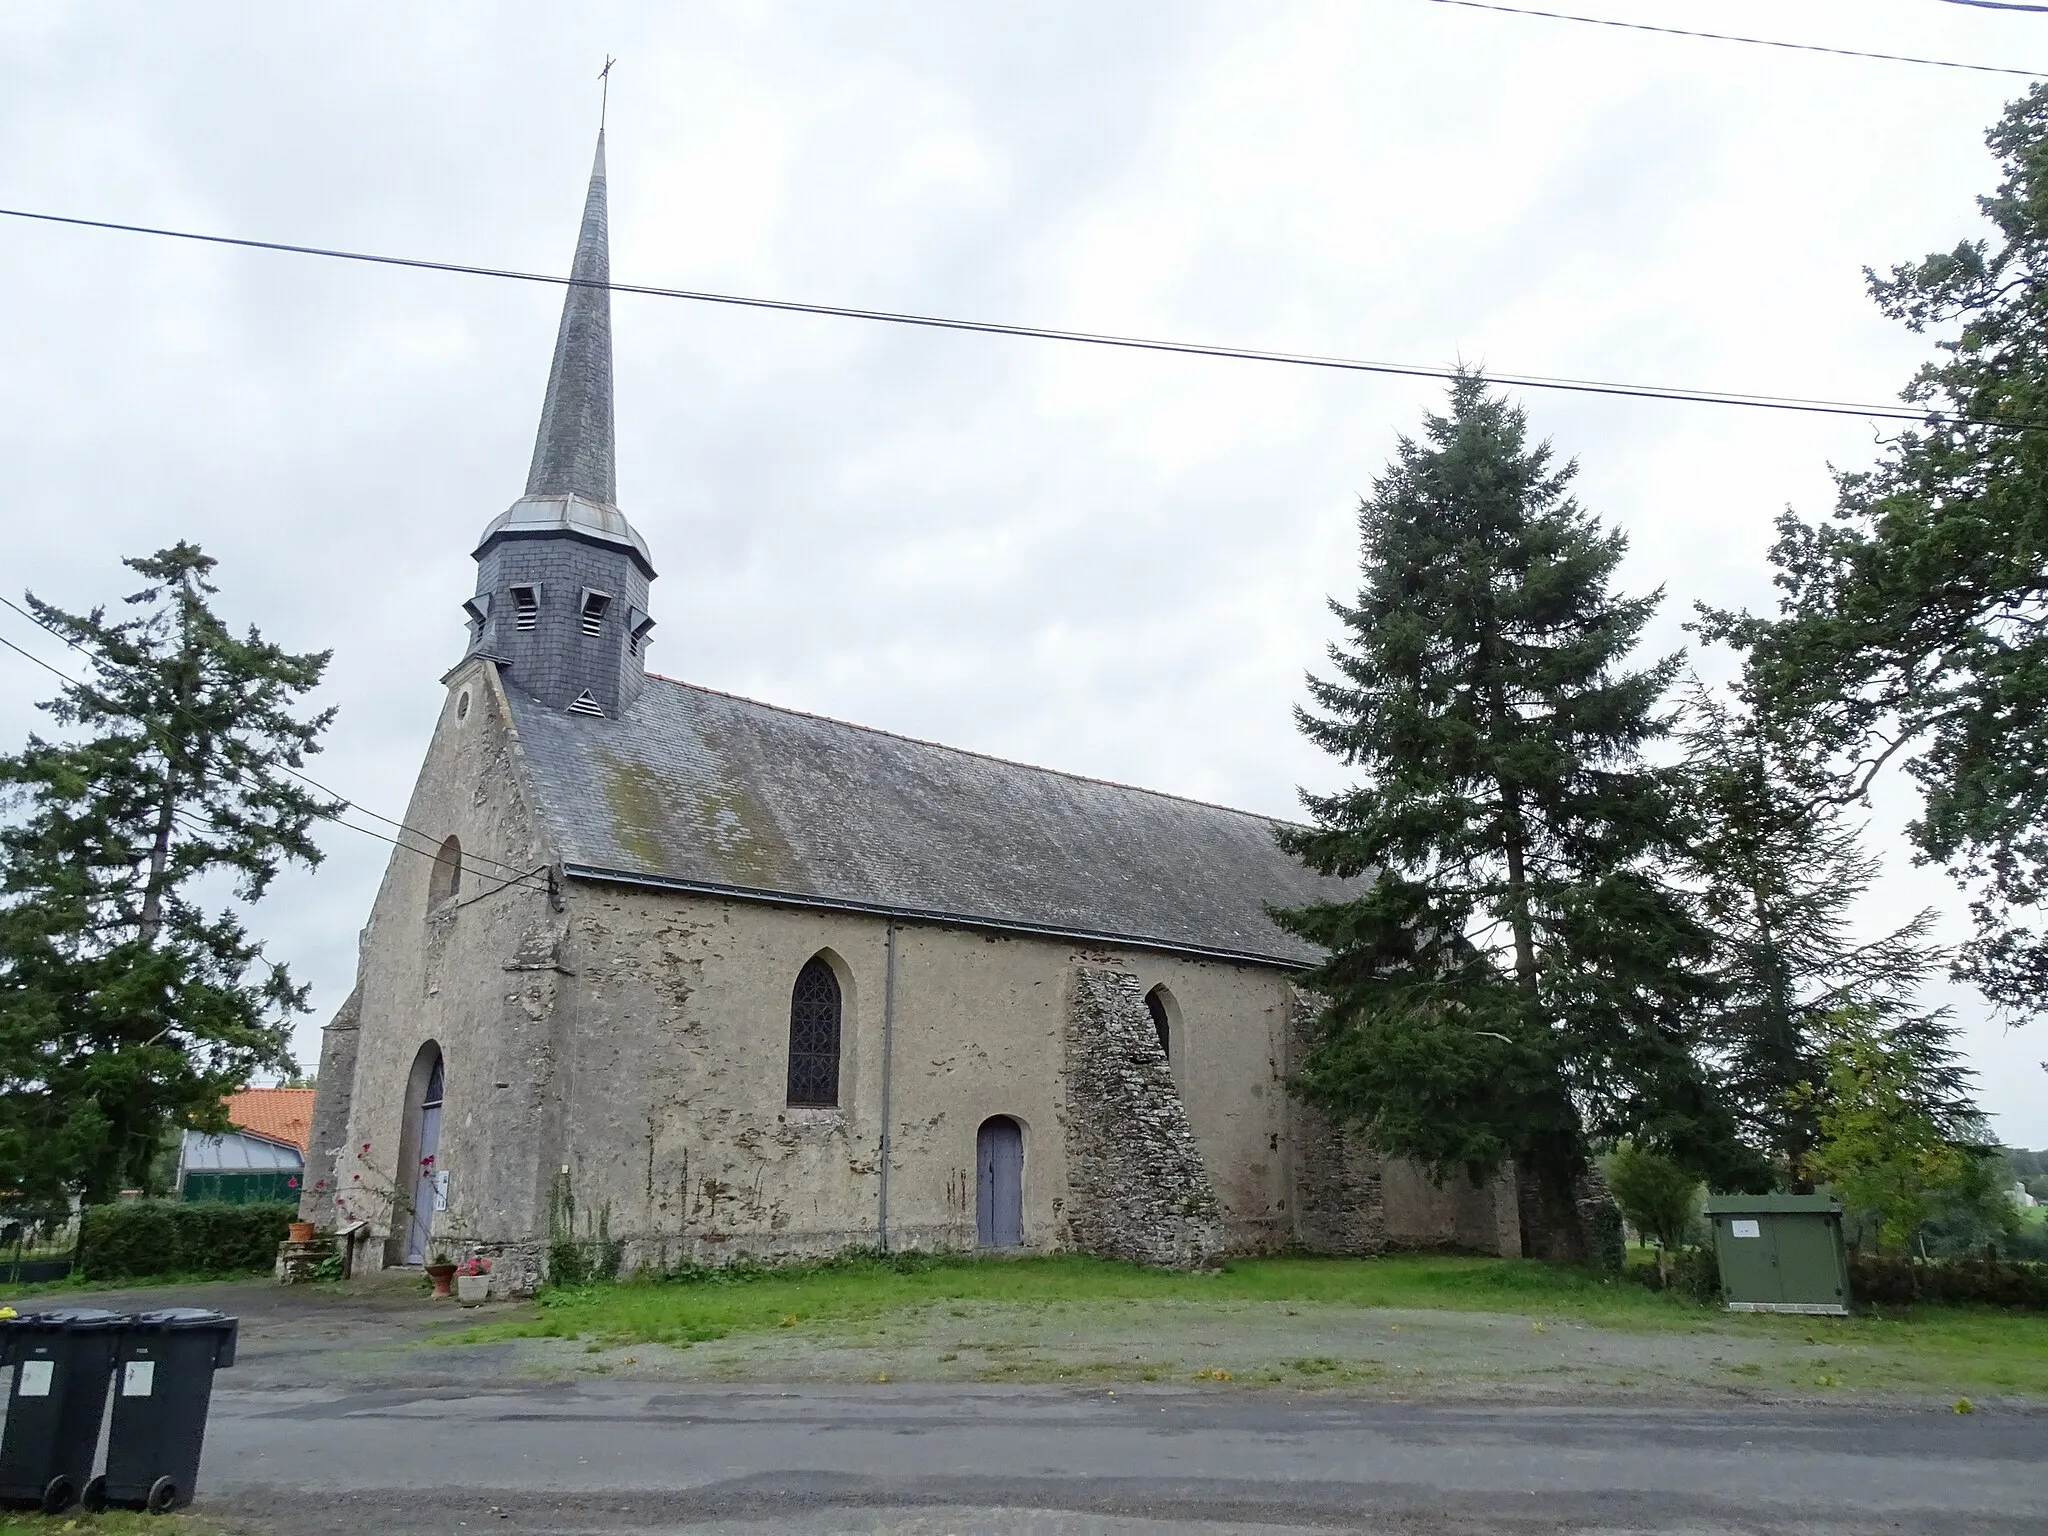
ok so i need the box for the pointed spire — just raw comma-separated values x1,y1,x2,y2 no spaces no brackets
524,130,615,506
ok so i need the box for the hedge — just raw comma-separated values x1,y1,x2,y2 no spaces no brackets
1847,1252,2048,1310
78,1200,295,1281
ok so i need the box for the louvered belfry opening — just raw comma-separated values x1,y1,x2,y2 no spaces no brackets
512,585,540,632
579,589,611,637
785,956,843,1107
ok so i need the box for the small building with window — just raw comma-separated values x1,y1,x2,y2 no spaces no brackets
300,127,1524,1292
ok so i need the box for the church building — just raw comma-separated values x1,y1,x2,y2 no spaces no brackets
300,130,1523,1293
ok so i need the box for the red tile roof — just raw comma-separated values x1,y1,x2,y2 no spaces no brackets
224,1088,314,1154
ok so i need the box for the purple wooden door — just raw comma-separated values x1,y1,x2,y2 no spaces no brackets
977,1117,1023,1248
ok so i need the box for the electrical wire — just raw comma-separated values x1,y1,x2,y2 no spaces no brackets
1,205,2037,432
167,802,546,911
0,624,553,898
1424,0,2048,76
0,591,545,888
1938,1,2048,14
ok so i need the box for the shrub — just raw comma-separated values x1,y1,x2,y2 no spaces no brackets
1603,1143,1700,1277
79,1200,294,1280
1587,1200,1626,1274
1622,1244,1718,1303
1671,1243,1721,1303
1847,1252,2048,1310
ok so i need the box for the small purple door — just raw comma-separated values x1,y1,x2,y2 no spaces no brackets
976,1117,1023,1248
404,1054,445,1264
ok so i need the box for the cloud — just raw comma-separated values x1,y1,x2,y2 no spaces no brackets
1,0,2040,1139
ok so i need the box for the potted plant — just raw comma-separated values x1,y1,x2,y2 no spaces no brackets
287,1219,317,1245
455,1255,492,1306
424,1248,457,1298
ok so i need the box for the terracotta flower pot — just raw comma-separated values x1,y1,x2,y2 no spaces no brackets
288,1221,316,1245
425,1262,457,1298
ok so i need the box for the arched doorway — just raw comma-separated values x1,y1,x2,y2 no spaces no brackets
402,1046,445,1264
976,1116,1023,1249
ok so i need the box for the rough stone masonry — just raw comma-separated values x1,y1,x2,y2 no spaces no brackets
1061,966,1225,1268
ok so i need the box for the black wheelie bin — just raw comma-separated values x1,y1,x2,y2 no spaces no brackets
0,1308,121,1512
85,1307,238,1512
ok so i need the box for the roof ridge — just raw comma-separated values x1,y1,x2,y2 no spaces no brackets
639,670,1307,829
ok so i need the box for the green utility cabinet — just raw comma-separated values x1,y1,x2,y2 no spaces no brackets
1704,1194,1851,1315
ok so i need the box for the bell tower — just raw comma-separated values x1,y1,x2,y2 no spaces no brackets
463,128,655,719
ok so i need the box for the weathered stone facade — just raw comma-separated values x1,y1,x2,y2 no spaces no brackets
302,124,1551,1285
1284,989,1520,1257
303,659,1542,1284
299,982,360,1231
1060,968,1224,1268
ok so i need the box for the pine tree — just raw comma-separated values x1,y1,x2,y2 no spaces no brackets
1678,676,1973,1186
1274,374,1740,1220
0,544,340,1200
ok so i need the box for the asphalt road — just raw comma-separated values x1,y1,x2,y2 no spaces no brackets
201,1382,2048,1535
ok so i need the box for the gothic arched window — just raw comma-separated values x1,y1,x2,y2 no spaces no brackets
785,956,843,1107
1145,985,1173,1062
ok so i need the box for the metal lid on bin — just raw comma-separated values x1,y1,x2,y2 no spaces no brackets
1703,1194,1841,1215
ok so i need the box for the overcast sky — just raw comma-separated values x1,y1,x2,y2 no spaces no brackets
4,1,2046,1142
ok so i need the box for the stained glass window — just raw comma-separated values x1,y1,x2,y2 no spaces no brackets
786,957,842,1107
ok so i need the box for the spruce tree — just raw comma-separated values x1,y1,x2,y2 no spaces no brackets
1678,677,1973,1186
1274,375,1739,1219
0,544,339,1200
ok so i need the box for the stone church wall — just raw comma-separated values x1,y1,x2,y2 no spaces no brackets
1060,967,1224,1267
321,656,1527,1282
297,982,361,1231
1283,988,1521,1258
524,894,1299,1271
1380,1160,1521,1254
327,659,568,1289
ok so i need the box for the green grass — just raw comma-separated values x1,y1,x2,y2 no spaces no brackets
448,1251,1710,1349
440,1250,2048,1398
0,1272,254,1303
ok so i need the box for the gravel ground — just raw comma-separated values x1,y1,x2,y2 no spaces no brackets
34,1274,2035,1409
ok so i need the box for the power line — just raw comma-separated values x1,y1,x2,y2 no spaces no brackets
0,616,552,897
1,205,2038,433
1424,0,2048,76
0,591,539,885
1938,1,2048,14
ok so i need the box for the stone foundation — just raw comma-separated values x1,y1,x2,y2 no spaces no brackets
1061,967,1224,1268
274,1237,335,1284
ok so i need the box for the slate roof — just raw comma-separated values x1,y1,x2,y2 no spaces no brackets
506,673,1360,967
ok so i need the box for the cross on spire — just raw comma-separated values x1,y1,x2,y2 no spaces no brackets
599,55,616,132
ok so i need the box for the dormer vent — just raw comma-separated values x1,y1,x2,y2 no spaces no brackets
568,690,607,718
628,608,655,657
512,585,541,632
462,593,491,641
579,588,612,638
